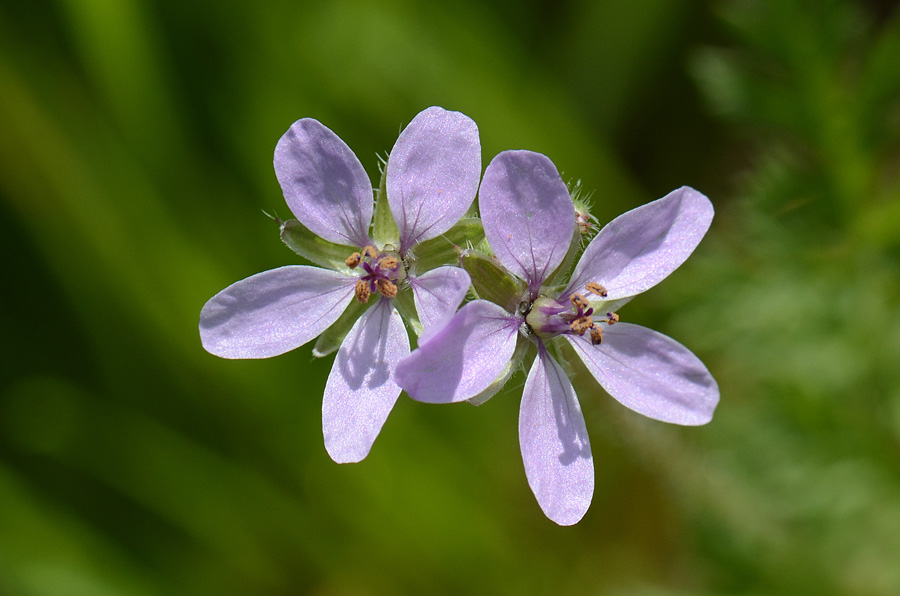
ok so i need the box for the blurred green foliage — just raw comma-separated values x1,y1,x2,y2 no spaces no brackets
2,0,899,594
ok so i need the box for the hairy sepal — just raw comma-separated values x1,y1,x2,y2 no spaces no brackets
460,250,527,313
372,158,400,249
280,219,358,272
412,217,484,273
391,286,423,337
467,335,529,406
312,295,376,357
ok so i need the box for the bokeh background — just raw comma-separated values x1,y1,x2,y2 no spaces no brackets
3,1,900,594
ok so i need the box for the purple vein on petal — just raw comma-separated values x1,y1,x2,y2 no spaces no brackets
323,299,409,463
274,118,373,248
519,343,593,526
480,150,573,293
199,266,356,359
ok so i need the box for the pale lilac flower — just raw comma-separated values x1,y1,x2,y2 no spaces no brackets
395,150,718,525
200,107,480,463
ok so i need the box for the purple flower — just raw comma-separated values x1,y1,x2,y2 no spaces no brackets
395,150,718,525
200,107,480,463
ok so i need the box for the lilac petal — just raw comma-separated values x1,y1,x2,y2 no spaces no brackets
566,322,719,425
322,299,410,463
408,266,472,331
564,186,713,301
200,266,355,359
274,118,374,248
386,107,481,251
519,345,593,526
480,151,574,294
395,300,519,404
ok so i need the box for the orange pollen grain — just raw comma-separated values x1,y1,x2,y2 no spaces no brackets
354,279,371,303
362,246,378,259
570,316,593,336
606,311,619,325
590,326,603,345
376,279,398,299
586,282,608,298
345,252,361,268
570,293,589,310
379,256,399,270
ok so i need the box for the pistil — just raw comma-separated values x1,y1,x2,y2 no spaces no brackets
346,246,405,303
524,284,620,345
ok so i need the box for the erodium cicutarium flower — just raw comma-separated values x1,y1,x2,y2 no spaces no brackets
199,107,480,463
394,150,719,525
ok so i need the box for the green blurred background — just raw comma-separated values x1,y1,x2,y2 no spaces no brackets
2,1,900,594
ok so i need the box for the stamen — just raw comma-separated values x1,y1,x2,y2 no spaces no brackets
586,282,608,298
589,326,603,345
346,244,408,301
570,293,590,310
355,279,371,303
379,255,399,271
376,279,398,299
606,311,619,325
570,316,592,335
345,252,361,268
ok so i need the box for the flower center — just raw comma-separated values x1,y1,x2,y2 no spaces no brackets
524,283,619,345
345,246,406,303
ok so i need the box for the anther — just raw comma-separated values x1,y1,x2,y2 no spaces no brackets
379,255,399,271
589,326,603,345
376,279,398,299
362,246,378,259
606,311,619,325
345,252,361,268
570,293,590,310
354,279,371,303
570,317,592,335
586,282,608,298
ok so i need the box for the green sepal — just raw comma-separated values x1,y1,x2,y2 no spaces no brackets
280,219,358,272
372,157,400,249
467,335,529,406
312,294,375,358
391,285,422,337
461,250,527,313
411,217,484,273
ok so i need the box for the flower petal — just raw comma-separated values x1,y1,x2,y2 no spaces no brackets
566,322,719,425
519,345,593,526
274,118,374,248
395,300,520,403
200,266,355,359
386,107,481,251
408,266,472,331
480,151,574,294
322,299,410,463
564,186,713,301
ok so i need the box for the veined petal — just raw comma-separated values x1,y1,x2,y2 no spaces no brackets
274,118,374,248
564,186,713,301
387,107,481,251
566,322,719,425
408,266,471,331
480,151,574,294
520,345,593,526
395,300,519,404
200,266,355,359
323,299,410,463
